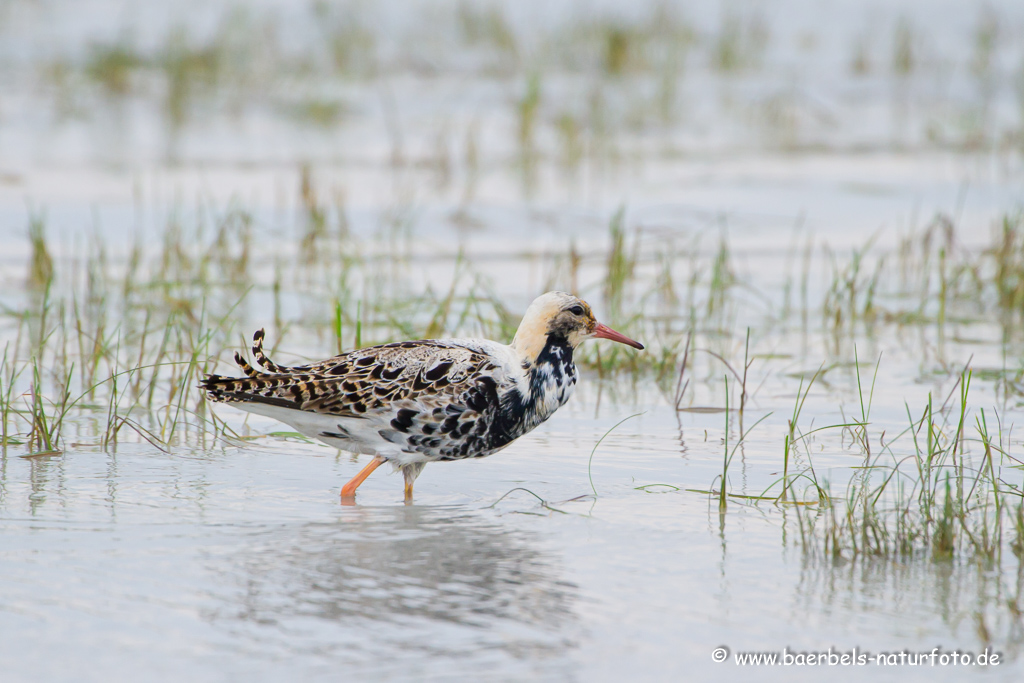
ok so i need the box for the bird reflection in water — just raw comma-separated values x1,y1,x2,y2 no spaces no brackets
206,505,580,674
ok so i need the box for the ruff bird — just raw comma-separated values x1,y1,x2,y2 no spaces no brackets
200,291,643,502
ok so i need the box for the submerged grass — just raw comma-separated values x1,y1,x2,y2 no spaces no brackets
5,195,1024,459
6,1,1024,659
768,359,1017,566
683,335,1024,582
36,1,1021,163
2,169,1024,646
4,169,1024,591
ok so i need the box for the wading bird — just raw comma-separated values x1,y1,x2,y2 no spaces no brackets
201,291,643,503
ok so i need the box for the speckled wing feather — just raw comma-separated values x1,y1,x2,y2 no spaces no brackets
201,329,522,463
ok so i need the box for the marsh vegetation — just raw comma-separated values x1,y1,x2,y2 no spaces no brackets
3,0,1024,679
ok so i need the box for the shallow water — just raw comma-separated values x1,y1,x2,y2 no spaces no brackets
3,0,1024,680
2,387,1023,681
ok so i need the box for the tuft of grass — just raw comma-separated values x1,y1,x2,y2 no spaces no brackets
712,12,769,73
970,9,999,83
604,207,635,318
289,98,347,127
316,2,376,76
791,365,1021,563
160,27,223,129
85,41,143,95
517,73,542,154
603,26,631,76
26,357,73,454
27,213,54,290
555,113,583,168
712,376,773,511
0,345,24,448
458,3,517,67
780,364,826,502
892,18,914,76
992,213,1024,316
850,35,871,76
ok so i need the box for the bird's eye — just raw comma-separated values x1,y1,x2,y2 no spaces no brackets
569,305,585,316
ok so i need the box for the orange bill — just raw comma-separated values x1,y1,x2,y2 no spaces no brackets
593,322,644,350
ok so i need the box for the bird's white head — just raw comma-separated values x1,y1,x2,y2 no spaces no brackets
511,291,644,362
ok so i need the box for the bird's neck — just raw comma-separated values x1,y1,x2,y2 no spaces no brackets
510,316,549,362
487,334,577,449
522,334,577,416
530,333,574,373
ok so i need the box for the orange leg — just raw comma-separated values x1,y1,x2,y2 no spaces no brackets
341,456,384,501
401,463,424,505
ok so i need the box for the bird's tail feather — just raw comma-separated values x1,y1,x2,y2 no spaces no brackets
200,329,305,405
250,328,295,374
